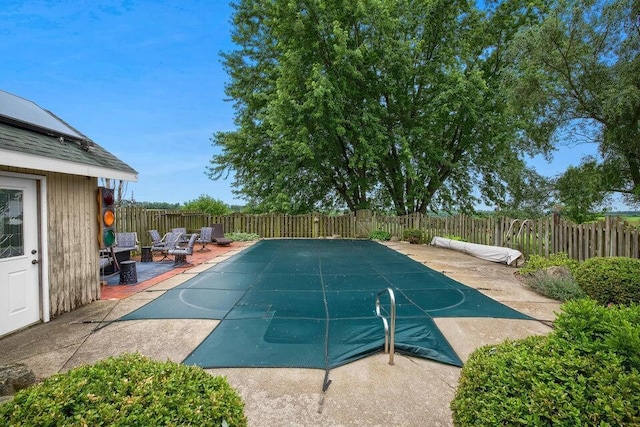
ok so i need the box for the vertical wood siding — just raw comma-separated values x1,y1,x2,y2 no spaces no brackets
47,172,99,316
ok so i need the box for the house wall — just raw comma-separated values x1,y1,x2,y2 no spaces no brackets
0,166,100,317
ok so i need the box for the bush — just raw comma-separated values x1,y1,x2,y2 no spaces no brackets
451,299,640,426
369,229,391,241
225,231,260,241
574,257,640,305
0,353,247,427
519,252,579,276
554,299,640,368
402,228,424,244
521,266,586,302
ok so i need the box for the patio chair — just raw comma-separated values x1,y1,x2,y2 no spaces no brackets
151,231,182,261
149,229,163,245
99,249,116,278
115,232,139,252
211,223,233,246
149,230,168,256
99,250,114,269
196,226,213,252
172,227,188,243
168,233,198,266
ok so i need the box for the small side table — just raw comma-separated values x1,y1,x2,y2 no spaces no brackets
141,246,153,262
119,260,138,285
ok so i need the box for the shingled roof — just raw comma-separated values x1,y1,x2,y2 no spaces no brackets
0,90,137,181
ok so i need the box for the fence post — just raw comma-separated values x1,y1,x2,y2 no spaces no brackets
552,212,559,254
313,213,319,238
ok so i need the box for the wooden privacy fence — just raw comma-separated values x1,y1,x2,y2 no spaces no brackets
116,207,357,245
115,207,640,261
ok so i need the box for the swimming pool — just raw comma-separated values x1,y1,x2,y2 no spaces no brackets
121,239,530,369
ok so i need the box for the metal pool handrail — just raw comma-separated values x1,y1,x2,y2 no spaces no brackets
375,288,396,365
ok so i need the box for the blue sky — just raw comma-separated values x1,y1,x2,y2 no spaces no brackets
0,0,613,209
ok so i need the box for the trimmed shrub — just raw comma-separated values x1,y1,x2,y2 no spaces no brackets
574,257,640,305
0,353,247,427
402,228,424,244
554,299,640,369
451,299,640,426
520,266,586,302
369,229,391,241
519,252,579,276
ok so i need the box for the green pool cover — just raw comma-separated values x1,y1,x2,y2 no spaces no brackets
121,239,531,369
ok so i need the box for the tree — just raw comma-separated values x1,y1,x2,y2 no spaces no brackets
495,168,556,218
507,0,640,210
209,0,550,215
555,158,609,222
182,194,231,215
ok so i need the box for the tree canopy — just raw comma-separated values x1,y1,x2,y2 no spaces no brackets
555,158,610,222
182,194,231,215
209,0,551,215
507,0,640,212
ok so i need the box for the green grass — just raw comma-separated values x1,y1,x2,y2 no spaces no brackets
622,216,640,225
594,214,640,225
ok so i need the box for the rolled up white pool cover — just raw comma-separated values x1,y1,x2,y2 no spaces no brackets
430,236,523,266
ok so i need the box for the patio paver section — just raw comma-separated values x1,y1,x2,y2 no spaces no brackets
100,242,254,300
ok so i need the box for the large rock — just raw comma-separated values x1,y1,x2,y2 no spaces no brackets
0,363,36,396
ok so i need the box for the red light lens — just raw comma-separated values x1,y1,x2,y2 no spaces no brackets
102,189,114,205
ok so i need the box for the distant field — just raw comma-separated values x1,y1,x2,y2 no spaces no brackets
598,214,640,225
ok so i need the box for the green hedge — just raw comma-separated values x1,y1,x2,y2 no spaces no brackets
574,257,640,305
451,299,640,426
0,353,247,427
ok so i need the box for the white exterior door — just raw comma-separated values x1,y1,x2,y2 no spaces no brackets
0,176,40,336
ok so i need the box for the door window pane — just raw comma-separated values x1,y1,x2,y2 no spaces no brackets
0,189,24,258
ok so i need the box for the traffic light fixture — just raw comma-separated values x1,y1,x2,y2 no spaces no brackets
97,187,116,248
